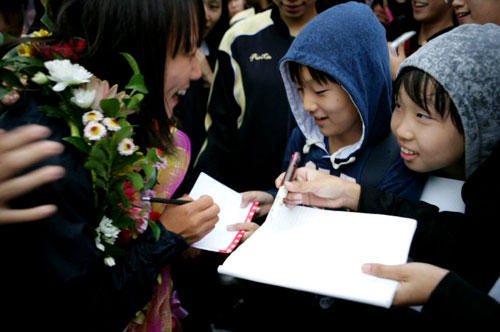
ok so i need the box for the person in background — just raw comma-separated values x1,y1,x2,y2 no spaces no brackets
228,0,246,18
464,0,500,24
195,0,318,194
174,0,230,195
389,0,456,80
452,0,473,24
229,0,272,25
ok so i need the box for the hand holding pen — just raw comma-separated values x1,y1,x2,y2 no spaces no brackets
144,194,220,244
276,167,361,211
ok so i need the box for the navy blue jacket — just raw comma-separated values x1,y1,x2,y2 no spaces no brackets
279,3,424,199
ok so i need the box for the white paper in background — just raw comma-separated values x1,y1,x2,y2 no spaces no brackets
218,205,417,308
420,176,465,213
190,172,252,252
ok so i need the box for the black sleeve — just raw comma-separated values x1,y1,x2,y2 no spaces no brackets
423,271,500,318
358,186,500,292
194,49,242,187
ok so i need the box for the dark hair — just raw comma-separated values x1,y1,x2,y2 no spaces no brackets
394,68,464,134
288,61,337,86
52,0,205,152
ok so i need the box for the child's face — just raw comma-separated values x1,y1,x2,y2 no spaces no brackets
297,67,362,148
391,87,464,174
412,0,453,23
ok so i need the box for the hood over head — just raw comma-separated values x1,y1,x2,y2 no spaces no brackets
279,2,392,164
400,24,500,178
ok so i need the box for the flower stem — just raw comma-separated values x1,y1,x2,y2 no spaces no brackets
69,121,80,137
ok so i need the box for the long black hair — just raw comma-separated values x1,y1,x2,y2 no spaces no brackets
52,0,205,152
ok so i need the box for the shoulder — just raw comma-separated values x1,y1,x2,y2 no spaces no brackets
219,9,274,53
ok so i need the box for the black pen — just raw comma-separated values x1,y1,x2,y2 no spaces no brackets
141,197,190,205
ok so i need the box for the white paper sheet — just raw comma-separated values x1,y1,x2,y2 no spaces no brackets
218,204,416,308
190,172,253,252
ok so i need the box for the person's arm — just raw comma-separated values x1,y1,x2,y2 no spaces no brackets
0,125,65,224
423,271,500,317
362,263,500,318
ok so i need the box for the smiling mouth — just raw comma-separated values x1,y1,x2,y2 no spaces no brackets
456,11,471,18
413,1,427,8
401,146,416,155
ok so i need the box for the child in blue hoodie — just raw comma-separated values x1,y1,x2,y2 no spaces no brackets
236,2,425,219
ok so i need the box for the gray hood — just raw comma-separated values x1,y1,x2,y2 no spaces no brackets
401,23,500,178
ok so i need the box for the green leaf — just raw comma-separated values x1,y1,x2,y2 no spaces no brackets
0,33,3,44
126,172,144,191
4,55,45,68
112,154,142,173
120,52,141,75
125,93,144,111
144,166,158,191
0,68,23,88
148,220,161,241
114,125,134,143
125,74,149,94
100,98,121,118
143,163,154,180
85,159,108,180
0,86,11,99
63,137,90,154
93,177,108,191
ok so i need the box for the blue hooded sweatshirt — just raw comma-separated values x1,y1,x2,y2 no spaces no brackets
279,2,424,199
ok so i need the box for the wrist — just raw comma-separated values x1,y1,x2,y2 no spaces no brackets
342,182,361,211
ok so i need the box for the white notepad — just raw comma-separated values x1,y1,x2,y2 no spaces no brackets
190,172,257,253
218,204,417,308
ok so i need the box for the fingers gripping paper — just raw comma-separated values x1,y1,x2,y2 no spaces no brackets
218,203,417,308
190,172,258,253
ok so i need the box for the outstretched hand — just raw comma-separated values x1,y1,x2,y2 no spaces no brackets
159,194,220,244
275,167,361,211
362,262,449,307
0,125,66,224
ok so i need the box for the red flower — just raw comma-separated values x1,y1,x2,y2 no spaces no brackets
117,228,132,244
149,211,161,222
35,38,87,62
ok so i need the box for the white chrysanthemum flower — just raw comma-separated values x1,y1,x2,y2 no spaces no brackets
44,59,93,92
32,72,48,84
82,110,104,125
95,235,105,251
71,88,96,108
103,117,121,131
97,216,120,245
84,121,107,141
104,256,116,267
118,138,137,156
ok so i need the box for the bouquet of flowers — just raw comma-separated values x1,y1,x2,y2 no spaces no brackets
0,31,167,266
